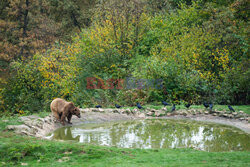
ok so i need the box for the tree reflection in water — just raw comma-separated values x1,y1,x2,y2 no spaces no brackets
50,119,250,152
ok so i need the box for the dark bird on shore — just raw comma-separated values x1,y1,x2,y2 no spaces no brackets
115,104,122,108
95,105,102,108
228,105,235,113
203,102,209,108
209,103,213,111
185,103,191,108
162,101,171,106
136,103,143,109
171,104,176,112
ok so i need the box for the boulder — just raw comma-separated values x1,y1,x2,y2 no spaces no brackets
155,112,161,117
138,113,146,118
166,113,172,116
146,112,154,116
212,113,217,116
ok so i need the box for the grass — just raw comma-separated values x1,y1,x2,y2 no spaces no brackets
0,132,250,167
0,106,249,166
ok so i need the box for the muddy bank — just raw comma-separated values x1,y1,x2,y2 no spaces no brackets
6,111,139,138
5,107,250,138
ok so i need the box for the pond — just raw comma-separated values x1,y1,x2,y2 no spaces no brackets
47,119,250,152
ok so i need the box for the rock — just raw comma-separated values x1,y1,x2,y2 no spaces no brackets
125,109,131,115
91,109,99,112
166,113,172,116
232,112,238,116
239,111,244,114
21,163,28,166
80,108,88,113
183,112,188,116
146,112,154,116
212,113,217,116
133,108,139,113
138,113,146,118
19,115,39,122
228,114,233,119
98,108,104,112
239,117,245,121
6,125,34,136
162,107,167,111
113,109,119,114
204,111,209,115
223,114,228,117
155,112,161,117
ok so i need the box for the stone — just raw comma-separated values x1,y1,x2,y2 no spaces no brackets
204,111,209,115
162,107,167,111
19,115,39,122
223,114,228,117
239,117,245,121
21,163,28,166
125,110,131,115
232,112,238,116
239,111,244,114
183,112,188,116
166,113,172,116
133,108,139,113
138,113,146,118
155,112,161,117
146,112,154,116
99,108,104,112
212,113,217,116
113,109,119,113
228,114,233,119
91,109,99,112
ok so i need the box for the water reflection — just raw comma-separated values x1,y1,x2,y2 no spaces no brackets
49,119,250,152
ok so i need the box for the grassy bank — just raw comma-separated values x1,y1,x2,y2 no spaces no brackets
0,131,250,167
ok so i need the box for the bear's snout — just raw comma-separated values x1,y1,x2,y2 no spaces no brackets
77,114,81,118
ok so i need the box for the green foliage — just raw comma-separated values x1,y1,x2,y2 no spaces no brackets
1,0,249,113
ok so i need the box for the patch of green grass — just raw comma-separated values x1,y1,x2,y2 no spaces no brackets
0,115,23,131
0,131,249,167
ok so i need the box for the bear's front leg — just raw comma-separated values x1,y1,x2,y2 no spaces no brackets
60,113,66,125
67,114,72,124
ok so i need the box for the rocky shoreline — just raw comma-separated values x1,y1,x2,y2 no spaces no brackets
6,107,250,138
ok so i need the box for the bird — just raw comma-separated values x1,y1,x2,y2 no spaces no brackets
95,105,102,108
162,101,171,106
171,104,176,112
115,104,122,108
203,102,209,108
136,103,143,109
209,103,213,111
185,103,191,108
228,105,235,113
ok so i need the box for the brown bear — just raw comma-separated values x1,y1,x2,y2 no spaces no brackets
50,98,81,125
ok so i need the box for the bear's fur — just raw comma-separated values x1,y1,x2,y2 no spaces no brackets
50,98,81,125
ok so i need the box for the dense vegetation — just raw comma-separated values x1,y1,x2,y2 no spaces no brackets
0,0,249,114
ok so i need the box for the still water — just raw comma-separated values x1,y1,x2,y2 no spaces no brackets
48,119,250,152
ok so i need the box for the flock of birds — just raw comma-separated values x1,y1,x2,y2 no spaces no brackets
95,101,236,113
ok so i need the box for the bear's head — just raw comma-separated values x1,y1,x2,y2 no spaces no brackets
72,107,81,118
